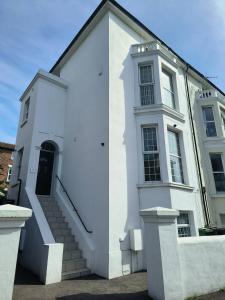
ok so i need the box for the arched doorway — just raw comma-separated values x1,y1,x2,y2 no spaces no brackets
35,141,56,195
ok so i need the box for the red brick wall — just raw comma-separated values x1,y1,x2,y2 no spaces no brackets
0,148,14,188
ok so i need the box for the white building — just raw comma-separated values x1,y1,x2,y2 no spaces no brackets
9,0,225,282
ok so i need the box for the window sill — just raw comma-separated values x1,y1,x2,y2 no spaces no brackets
203,137,225,143
211,194,225,198
133,104,185,123
137,182,194,191
20,119,28,128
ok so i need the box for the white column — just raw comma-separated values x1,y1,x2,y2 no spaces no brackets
140,207,183,300
0,204,32,300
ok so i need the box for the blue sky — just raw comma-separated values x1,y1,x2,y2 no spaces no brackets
1,0,225,144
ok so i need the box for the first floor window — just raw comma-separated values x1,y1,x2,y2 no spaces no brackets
210,153,225,192
168,130,184,183
177,212,191,237
6,165,12,182
202,106,217,137
142,127,161,181
139,64,155,105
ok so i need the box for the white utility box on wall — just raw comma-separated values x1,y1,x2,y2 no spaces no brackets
129,228,143,251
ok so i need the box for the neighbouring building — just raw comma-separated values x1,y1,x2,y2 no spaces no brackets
0,142,15,190
8,0,225,283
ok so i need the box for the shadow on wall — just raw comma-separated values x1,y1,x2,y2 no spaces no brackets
56,291,150,300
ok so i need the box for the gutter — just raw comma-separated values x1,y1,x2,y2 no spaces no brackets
184,65,211,227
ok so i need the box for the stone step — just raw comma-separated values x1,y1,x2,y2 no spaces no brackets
64,242,79,251
47,216,65,223
63,249,82,260
38,195,90,280
62,268,90,280
52,228,71,236
49,222,68,230
62,258,86,273
45,211,63,218
55,235,75,243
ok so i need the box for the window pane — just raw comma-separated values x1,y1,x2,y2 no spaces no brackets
143,127,157,151
162,69,172,90
168,130,184,183
140,85,154,105
144,153,161,181
177,213,189,225
178,226,191,237
177,212,191,238
168,131,181,156
210,154,224,172
163,89,175,109
213,173,225,192
140,65,153,84
202,107,214,121
206,122,217,137
170,156,184,183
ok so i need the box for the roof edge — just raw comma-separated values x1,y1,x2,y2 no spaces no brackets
49,0,225,96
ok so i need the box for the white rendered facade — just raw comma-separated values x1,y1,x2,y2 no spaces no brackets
9,0,224,280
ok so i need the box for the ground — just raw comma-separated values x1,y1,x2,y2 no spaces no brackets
13,266,225,300
13,266,149,300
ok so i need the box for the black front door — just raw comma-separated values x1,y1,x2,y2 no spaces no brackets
35,150,54,195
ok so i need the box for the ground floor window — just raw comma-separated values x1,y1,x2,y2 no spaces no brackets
177,212,191,237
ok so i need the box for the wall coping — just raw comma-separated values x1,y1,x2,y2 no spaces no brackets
0,204,32,220
140,207,179,218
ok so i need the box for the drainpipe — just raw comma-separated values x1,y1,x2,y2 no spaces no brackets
184,64,211,227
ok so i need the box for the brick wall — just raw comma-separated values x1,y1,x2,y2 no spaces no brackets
0,142,15,189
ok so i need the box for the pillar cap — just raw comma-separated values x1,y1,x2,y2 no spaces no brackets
0,204,32,220
140,207,179,218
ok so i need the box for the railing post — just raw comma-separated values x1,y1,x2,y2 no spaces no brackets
140,207,183,300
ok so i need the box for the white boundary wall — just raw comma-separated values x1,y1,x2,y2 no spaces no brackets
179,236,225,298
141,207,225,300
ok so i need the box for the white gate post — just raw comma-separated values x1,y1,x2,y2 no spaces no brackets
140,207,183,300
0,204,32,300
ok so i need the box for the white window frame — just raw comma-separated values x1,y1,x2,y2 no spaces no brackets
168,129,184,184
139,63,155,105
22,97,30,123
177,212,191,238
161,68,176,109
202,106,217,137
209,152,225,192
6,165,12,182
142,126,161,182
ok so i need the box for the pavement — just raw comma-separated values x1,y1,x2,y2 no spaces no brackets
13,266,150,300
13,266,225,300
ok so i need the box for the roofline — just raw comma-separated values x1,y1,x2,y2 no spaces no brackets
49,0,225,96
0,142,15,151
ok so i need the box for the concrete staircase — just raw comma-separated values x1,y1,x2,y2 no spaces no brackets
38,196,90,280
